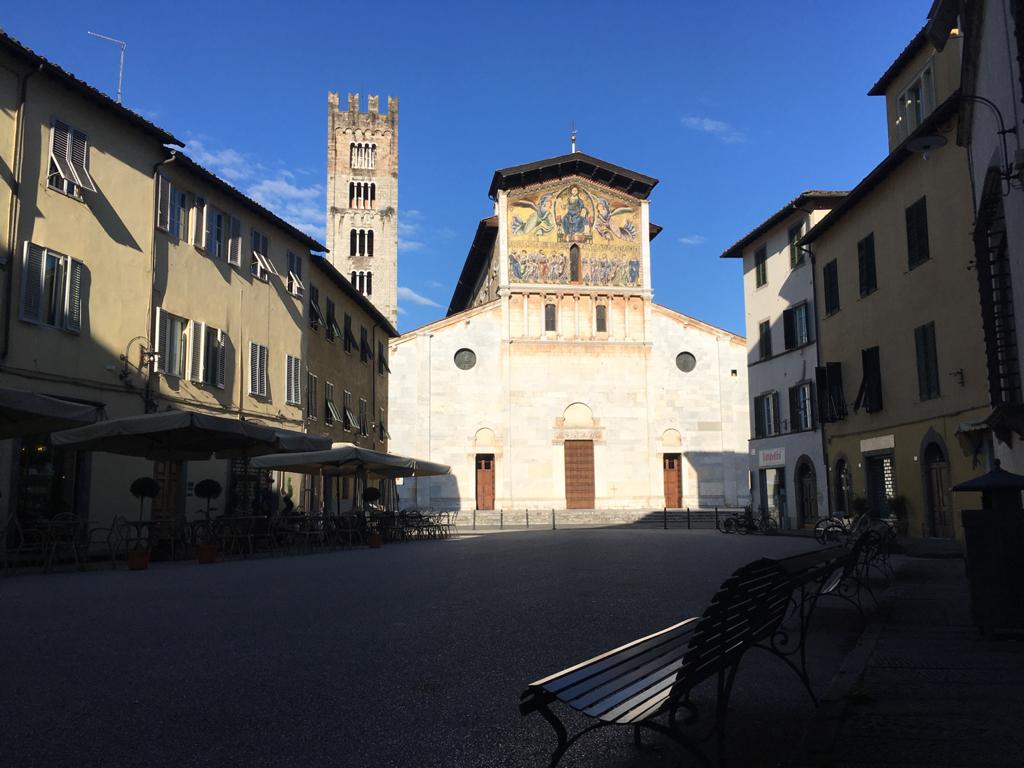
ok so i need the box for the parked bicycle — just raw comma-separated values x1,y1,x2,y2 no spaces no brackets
722,506,779,535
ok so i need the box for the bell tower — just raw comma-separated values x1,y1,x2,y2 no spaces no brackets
326,92,398,325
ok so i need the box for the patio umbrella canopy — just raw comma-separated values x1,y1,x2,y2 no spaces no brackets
250,445,450,478
50,411,293,460
0,386,100,439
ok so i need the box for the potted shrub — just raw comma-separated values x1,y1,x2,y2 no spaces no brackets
850,495,870,520
194,479,222,564
127,477,160,571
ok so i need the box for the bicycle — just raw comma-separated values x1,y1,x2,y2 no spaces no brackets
722,507,779,535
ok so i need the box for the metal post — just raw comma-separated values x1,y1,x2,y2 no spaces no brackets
500,509,503,529
663,506,667,530
687,507,691,530
715,506,719,530
551,508,556,530
526,509,529,528
473,509,476,531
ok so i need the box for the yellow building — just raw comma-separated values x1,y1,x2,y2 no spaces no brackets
0,32,395,531
802,26,985,539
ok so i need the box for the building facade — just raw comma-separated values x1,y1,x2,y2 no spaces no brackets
803,26,987,539
722,192,845,529
325,92,399,327
388,152,750,519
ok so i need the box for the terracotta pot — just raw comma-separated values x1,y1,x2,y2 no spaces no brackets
127,549,150,571
368,533,383,549
197,543,218,564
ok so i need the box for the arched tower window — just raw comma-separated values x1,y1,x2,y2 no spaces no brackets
358,230,365,256
366,271,373,295
370,183,376,208
351,270,357,285
544,303,557,331
367,230,374,257
595,304,607,333
569,244,581,283
350,229,357,257
348,182,355,208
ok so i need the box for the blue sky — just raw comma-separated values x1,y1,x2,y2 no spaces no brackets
3,1,932,335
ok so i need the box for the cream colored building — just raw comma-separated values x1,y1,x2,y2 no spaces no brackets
802,26,986,539
0,32,331,530
389,152,750,520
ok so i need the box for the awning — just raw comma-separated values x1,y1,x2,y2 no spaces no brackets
51,411,324,460
0,386,100,439
250,444,450,478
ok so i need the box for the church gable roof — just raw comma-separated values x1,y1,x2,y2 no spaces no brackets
488,152,658,200
447,216,499,316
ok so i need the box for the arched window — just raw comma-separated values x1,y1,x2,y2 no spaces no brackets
366,271,373,295
358,230,366,257
349,229,357,257
544,303,556,331
570,244,581,283
595,304,607,333
351,270,357,285
370,183,376,208
367,230,374,257
349,182,355,208
368,144,376,169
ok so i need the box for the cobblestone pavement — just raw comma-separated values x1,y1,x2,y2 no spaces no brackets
790,555,1024,767
0,529,865,768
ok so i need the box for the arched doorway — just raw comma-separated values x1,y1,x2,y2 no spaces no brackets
795,458,818,528
834,458,852,516
923,442,952,538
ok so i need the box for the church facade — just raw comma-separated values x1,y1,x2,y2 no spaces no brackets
388,152,750,519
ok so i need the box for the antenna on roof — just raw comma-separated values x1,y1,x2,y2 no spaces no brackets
87,31,126,104
570,121,577,154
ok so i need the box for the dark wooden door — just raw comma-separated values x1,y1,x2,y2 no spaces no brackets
564,440,595,509
924,445,952,537
797,463,818,527
475,454,495,510
663,453,682,508
152,460,183,522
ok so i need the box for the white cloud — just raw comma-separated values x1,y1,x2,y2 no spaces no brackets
247,177,325,244
679,235,707,246
187,137,258,181
399,238,426,252
397,286,441,308
681,116,747,144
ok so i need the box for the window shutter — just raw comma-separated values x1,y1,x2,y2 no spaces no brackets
258,345,268,397
227,217,242,266
64,258,83,332
19,242,45,324
783,308,795,350
157,175,171,231
857,239,867,294
69,130,96,192
49,121,77,185
788,386,799,432
215,330,227,388
193,197,207,249
926,324,939,398
771,392,781,435
248,342,259,395
154,308,168,373
188,320,206,382
915,325,928,401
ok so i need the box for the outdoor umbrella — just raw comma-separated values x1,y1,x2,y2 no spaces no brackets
51,410,282,460
250,444,419,476
0,386,100,439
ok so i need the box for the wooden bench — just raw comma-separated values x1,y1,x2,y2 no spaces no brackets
520,558,805,767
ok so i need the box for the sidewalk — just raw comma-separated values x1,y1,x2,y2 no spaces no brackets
790,552,1024,767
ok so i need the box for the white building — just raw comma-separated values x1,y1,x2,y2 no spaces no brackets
388,152,750,520
721,192,846,528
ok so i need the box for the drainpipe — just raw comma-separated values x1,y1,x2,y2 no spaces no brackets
804,243,833,518
2,63,42,360
145,152,176,413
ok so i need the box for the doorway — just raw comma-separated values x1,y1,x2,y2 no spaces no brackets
795,459,818,527
834,459,852,516
663,453,682,508
923,443,952,537
865,453,895,517
564,440,595,509
475,454,495,510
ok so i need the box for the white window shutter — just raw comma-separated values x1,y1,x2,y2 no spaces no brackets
227,217,242,266
19,242,45,324
154,308,168,373
259,345,268,397
193,197,207,249
49,122,77,184
248,342,259,395
69,130,96,192
216,330,227,388
157,175,171,231
64,258,83,332
188,320,206,382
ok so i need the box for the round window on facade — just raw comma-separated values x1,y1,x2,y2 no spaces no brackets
454,348,477,370
676,352,697,373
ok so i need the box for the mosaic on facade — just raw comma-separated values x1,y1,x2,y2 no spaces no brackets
508,179,642,287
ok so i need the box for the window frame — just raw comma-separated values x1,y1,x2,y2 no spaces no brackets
906,196,930,270
823,259,840,315
857,233,877,297
758,319,772,360
20,242,84,334
285,354,302,406
915,321,941,401
788,222,805,269
754,245,768,288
